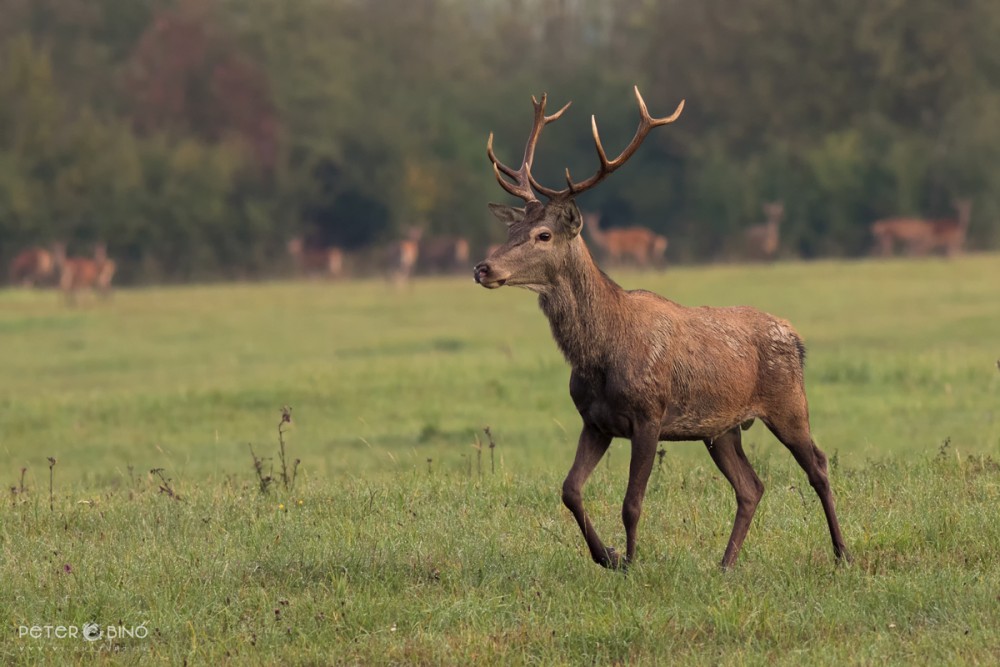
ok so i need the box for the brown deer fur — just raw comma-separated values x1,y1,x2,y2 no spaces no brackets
9,247,55,286
744,202,783,260
928,199,972,257
386,228,422,285
871,199,971,257
474,87,849,570
54,243,116,304
584,213,668,268
871,217,932,256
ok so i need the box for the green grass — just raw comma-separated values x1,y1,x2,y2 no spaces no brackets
2,255,1000,664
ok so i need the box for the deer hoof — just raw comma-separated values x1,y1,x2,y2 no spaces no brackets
600,546,627,571
835,548,854,566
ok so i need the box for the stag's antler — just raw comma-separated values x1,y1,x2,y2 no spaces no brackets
487,94,571,203
488,86,684,202
554,86,684,199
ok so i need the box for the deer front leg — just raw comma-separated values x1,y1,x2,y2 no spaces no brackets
622,424,659,566
561,425,616,568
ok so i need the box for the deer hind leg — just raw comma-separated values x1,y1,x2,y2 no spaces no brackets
562,425,616,568
765,413,850,562
705,427,764,568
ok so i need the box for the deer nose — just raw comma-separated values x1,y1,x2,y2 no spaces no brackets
474,262,489,284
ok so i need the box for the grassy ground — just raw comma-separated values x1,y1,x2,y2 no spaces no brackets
2,255,999,664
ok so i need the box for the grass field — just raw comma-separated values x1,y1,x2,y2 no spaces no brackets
2,255,1000,664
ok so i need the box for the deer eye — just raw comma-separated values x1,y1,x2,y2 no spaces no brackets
537,232,552,242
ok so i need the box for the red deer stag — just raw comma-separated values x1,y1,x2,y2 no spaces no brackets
54,243,116,304
287,236,344,279
584,212,668,268
744,202,783,260
9,246,55,286
474,87,849,570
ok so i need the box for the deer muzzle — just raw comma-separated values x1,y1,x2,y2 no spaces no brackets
474,261,507,288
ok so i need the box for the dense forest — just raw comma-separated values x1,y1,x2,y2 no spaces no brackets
2,0,998,281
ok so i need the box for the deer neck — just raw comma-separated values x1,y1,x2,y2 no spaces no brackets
538,238,626,372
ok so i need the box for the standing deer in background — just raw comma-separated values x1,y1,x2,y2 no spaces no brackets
8,246,55,286
928,199,972,257
386,228,421,286
870,216,931,257
287,236,344,279
417,235,470,274
474,86,849,570
871,199,972,258
744,202,783,261
54,242,116,304
584,212,668,268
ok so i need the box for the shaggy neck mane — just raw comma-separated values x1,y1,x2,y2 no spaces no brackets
538,237,626,372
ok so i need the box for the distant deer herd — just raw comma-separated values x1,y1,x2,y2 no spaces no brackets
8,242,116,304
2,120,977,301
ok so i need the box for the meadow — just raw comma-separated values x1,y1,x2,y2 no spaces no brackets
2,255,999,665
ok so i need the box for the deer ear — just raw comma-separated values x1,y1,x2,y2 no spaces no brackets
488,203,525,226
560,201,584,237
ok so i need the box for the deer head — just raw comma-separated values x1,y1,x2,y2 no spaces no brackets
474,87,684,291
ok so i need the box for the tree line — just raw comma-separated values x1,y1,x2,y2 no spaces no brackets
2,0,998,282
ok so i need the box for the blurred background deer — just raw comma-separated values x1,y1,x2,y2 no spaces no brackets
929,199,973,257
583,212,668,269
8,246,56,287
385,228,422,286
871,199,972,257
417,235,470,274
286,236,344,279
54,243,116,304
743,202,783,261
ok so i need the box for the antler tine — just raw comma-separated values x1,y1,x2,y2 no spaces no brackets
487,94,571,203
560,85,685,197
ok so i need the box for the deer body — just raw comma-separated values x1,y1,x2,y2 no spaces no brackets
871,217,934,256
871,200,971,257
386,229,422,285
545,242,804,441
54,243,115,303
475,87,848,570
585,213,667,267
929,199,972,257
9,247,55,286
744,202,783,260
